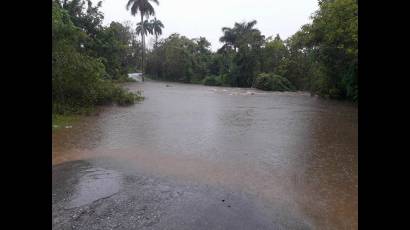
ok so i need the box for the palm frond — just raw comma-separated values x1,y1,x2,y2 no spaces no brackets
130,3,139,16
126,0,135,10
150,0,159,5
142,2,155,16
127,0,158,17
246,20,257,29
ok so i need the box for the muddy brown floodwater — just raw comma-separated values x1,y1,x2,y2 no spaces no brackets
52,81,357,230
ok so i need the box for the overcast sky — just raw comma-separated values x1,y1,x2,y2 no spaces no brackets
96,0,318,51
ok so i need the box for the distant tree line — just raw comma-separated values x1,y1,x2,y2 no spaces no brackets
145,0,357,101
53,0,357,112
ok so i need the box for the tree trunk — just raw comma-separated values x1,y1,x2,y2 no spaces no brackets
155,34,158,48
140,14,145,82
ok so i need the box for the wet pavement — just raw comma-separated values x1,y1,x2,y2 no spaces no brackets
52,81,357,229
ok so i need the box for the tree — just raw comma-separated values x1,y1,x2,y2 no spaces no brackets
219,20,264,87
126,0,159,81
143,1,357,100
88,21,141,80
261,34,288,74
62,0,104,38
288,0,358,100
219,27,237,51
193,37,212,79
150,17,164,47
146,34,213,83
136,20,153,37
52,2,140,114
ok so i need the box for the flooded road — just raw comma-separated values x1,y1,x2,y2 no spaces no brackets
52,81,357,229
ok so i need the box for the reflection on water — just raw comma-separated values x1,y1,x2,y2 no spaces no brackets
52,81,357,229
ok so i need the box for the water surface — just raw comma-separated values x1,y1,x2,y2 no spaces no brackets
53,81,357,229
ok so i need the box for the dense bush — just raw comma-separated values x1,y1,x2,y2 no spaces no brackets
94,81,142,106
219,74,230,86
114,90,142,106
203,76,222,86
252,73,272,90
52,45,106,110
253,73,296,91
52,1,142,114
270,75,296,91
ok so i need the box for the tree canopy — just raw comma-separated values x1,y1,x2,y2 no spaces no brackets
146,0,357,101
53,0,357,104
52,0,142,114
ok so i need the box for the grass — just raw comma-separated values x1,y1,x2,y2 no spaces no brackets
52,114,80,131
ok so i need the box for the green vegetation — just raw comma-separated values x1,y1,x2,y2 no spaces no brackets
53,0,357,105
52,0,143,115
145,0,357,101
253,73,296,91
203,76,222,86
146,34,213,83
52,114,79,130
151,18,164,47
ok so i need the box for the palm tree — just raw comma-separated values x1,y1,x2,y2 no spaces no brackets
150,18,164,47
234,20,258,34
126,0,159,81
136,21,153,71
219,20,263,52
219,27,237,51
136,20,153,37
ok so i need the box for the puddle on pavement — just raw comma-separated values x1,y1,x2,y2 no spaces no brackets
66,167,122,209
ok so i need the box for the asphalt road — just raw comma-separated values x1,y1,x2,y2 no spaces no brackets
52,160,311,230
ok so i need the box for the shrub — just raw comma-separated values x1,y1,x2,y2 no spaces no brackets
52,3,143,115
189,76,204,84
115,91,138,105
52,45,107,111
220,74,230,86
270,74,296,91
253,73,272,90
253,73,296,91
203,75,222,86
114,88,143,106
95,81,143,106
